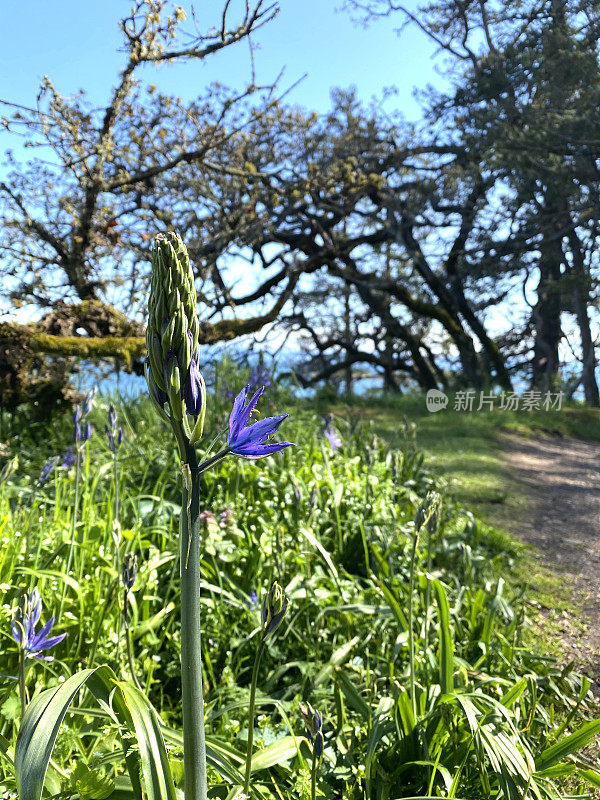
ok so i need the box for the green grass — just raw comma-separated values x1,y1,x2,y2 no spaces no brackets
322,395,600,661
322,395,600,520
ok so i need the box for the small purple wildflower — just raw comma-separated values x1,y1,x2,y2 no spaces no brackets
227,386,292,458
105,403,124,453
61,448,76,470
11,588,66,661
199,510,215,526
83,388,96,415
83,421,92,442
324,426,342,452
246,590,258,609
38,456,59,485
219,508,233,527
219,384,235,400
248,365,271,391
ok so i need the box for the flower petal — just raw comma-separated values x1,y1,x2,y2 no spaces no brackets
11,620,22,645
35,632,67,651
228,386,249,440
232,415,288,449
28,616,55,651
233,441,293,458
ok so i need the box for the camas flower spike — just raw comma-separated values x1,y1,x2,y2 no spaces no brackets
145,232,206,447
12,588,66,661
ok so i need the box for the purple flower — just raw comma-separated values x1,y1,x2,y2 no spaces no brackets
105,403,124,453
249,365,272,391
61,448,76,470
246,590,258,609
83,388,96,416
184,355,205,416
11,588,66,661
108,403,117,432
83,421,92,442
73,406,82,444
199,509,215,526
219,508,233,526
38,456,59,485
299,702,324,758
324,426,342,451
227,386,292,458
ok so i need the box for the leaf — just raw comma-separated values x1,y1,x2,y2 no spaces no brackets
335,667,370,719
535,719,600,772
1,695,21,721
298,526,339,584
250,736,300,772
432,579,454,695
580,768,600,788
365,696,394,793
499,678,527,710
15,665,176,800
71,762,115,800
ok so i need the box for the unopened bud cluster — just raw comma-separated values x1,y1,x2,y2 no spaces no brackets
73,389,96,447
299,702,324,759
261,581,289,640
414,491,442,534
122,553,138,592
145,232,206,443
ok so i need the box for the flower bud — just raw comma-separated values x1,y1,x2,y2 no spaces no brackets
298,702,324,759
122,553,137,592
108,403,117,432
145,232,206,439
414,491,442,533
261,581,289,639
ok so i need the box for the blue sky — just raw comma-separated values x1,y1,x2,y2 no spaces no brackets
0,0,446,126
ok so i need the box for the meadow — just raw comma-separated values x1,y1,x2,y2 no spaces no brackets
0,376,599,800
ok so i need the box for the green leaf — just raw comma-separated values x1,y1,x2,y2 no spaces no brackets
298,526,339,585
535,719,600,772
71,762,115,800
432,579,454,695
335,667,370,719
580,768,600,788
499,678,527,710
250,736,300,772
15,665,176,800
1,694,21,721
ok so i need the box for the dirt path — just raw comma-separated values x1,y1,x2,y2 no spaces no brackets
502,434,600,676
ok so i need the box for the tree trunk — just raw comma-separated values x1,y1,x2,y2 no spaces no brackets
343,287,353,395
566,227,599,406
531,239,563,392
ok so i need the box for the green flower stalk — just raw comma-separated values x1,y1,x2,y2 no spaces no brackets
121,554,142,692
299,702,324,800
243,582,290,795
146,232,208,800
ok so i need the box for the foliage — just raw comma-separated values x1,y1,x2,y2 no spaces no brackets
0,384,597,798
